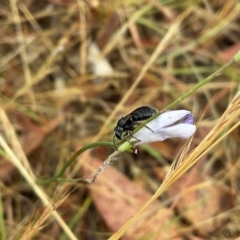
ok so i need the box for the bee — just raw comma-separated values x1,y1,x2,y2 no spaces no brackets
113,106,158,149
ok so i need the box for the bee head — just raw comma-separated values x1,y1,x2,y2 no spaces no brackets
114,125,123,140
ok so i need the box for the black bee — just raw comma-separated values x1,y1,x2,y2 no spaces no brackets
113,106,158,149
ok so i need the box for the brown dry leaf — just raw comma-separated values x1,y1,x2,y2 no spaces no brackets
151,141,175,160
81,154,182,240
167,161,233,236
0,160,16,181
97,12,121,49
20,115,63,154
0,113,63,181
218,42,240,61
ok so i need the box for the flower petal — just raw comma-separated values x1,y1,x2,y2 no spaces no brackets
132,110,196,146
157,124,196,140
146,110,193,130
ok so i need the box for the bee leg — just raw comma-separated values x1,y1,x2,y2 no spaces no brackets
127,131,141,148
120,132,138,149
144,125,154,132
133,122,154,133
127,130,140,141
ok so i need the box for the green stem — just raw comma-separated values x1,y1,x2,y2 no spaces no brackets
56,141,113,178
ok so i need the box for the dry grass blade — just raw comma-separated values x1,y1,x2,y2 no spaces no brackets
77,0,87,75
0,107,77,240
13,37,66,100
165,135,194,180
10,0,36,107
18,195,69,240
0,107,35,179
109,90,240,239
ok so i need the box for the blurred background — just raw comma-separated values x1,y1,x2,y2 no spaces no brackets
0,0,240,239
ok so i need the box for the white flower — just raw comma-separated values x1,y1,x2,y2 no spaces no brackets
132,110,196,146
